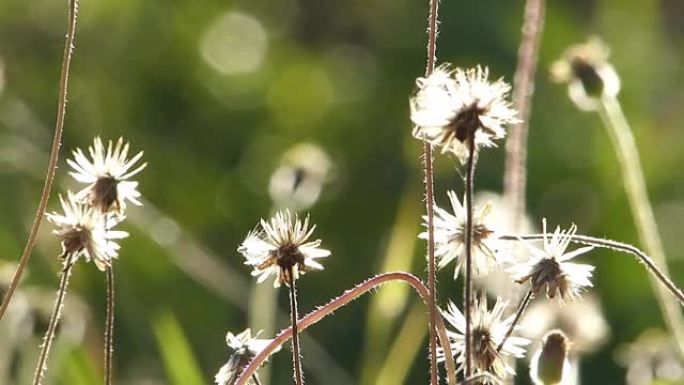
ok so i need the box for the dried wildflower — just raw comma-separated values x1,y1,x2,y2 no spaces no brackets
521,294,609,354
239,210,330,288
410,64,518,163
215,329,279,385
439,295,530,379
68,137,147,215
46,193,128,271
420,191,508,279
510,219,595,301
530,330,571,385
551,37,621,111
617,329,684,385
268,143,332,211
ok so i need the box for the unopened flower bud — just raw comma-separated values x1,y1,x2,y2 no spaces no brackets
531,330,571,385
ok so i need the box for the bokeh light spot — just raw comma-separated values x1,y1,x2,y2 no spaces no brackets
200,12,268,75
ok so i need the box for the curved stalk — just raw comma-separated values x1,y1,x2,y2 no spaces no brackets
234,272,456,385
598,95,684,354
0,0,80,324
32,254,76,385
500,233,684,306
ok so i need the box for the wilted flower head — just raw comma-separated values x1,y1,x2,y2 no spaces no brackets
551,37,621,111
420,191,509,279
68,137,146,215
509,219,595,301
46,193,128,270
439,295,530,379
215,329,280,385
530,330,571,385
410,64,517,163
268,143,332,211
239,210,330,288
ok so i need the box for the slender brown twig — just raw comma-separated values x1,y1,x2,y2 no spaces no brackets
288,267,304,385
500,233,684,306
0,0,80,324
503,0,546,231
463,135,477,377
496,289,533,352
105,265,115,385
423,0,441,383
32,254,76,385
234,272,456,385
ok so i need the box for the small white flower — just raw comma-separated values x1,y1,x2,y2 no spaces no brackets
67,137,147,215
46,193,128,271
411,64,518,163
238,210,330,288
530,330,572,385
420,191,508,279
509,219,595,301
550,37,621,111
439,295,530,378
215,329,280,385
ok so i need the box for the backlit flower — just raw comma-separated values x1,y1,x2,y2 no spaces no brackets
439,295,530,379
411,64,517,163
420,190,508,279
530,330,572,385
46,193,128,270
67,137,146,215
239,210,330,288
215,329,279,385
509,219,595,301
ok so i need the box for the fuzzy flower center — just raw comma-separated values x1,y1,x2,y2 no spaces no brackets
472,326,499,371
452,222,493,246
61,227,92,257
448,104,484,143
92,175,119,212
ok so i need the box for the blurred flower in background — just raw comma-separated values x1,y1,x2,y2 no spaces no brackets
617,329,684,385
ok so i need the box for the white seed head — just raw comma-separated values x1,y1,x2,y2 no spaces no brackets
215,329,280,385
530,330,571,385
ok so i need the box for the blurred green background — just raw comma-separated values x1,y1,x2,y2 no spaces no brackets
0,0,683,384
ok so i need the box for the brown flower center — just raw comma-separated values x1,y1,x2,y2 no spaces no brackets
61,228,90,257
472,326,498,371
570,58,604,97
92,176,119,212
448,104,484,143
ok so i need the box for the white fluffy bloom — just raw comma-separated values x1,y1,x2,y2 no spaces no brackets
46,193,128,270
67,137,146,215
238,210,330,288
439,295,530,378
420,191,508,279
411,64,518,163
509,219,595,301
215,329,279,385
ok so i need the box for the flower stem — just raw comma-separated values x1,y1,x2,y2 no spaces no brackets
252,375,262,385
496,289,533,352
500,233,684,306
503,0,546,231
463,134,477,377
423,0,441,383
32,254,75,385
288,268,304,385
234,272,456,385
0,0,79,325
597,95,684,355
105,265,115,385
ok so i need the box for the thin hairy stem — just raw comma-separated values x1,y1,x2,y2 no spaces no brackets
423,0,440,383
105,265,115,385
0,0,80,324
288,269,304,385
497,289,533,352
500,234,684,306
463,135,476,377
234,272,456,385
32,254,75,385
598,95,684,354
503,0,546,231
252,375,262,385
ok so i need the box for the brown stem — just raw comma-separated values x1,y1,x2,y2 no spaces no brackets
288,268,304,385
500,233,684,306
503,0,546,231
496,289,533,352
105,265,115,385
463,134,476,377
32,254,76,385
0,0,80,324
423,0,440,384
252,375,262,385
234,272,456,385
